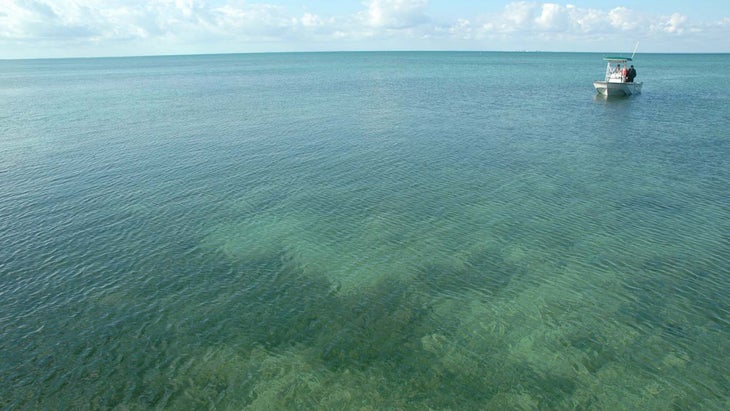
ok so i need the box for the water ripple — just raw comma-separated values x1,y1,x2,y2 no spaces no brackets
2,52,729,410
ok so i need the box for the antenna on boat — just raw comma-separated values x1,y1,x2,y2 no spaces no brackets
631,42,640,60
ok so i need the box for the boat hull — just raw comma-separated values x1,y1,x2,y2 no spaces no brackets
594,81,642,97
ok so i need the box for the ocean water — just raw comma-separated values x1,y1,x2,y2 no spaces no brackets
1,51,728,409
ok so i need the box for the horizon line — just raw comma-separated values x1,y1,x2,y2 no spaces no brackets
3,49,730,62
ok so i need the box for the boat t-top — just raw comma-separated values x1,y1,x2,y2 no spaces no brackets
593,56,642,97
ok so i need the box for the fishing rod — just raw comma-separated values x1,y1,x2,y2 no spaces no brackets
631,42,640,60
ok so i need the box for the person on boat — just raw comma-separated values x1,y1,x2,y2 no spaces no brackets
610,64,623,82
621,65,628,81
627,65,637,82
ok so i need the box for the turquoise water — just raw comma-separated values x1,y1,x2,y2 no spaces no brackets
1,52,728,409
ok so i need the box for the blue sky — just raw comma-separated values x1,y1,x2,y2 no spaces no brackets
1,1,728,59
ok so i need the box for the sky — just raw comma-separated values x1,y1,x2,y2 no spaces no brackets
1,0,728,59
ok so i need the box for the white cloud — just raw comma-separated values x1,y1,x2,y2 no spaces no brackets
0,0,89,39
659,12,688,34
608,6,641,30
475,3,643,34
463,3,698,40
437,2,729,53
212,3,294,37
0,1,727,57
567,6,606,33
364,0,429,29
500,1,536,31
300,12,323,28
449,18,472,39
534,3,569,31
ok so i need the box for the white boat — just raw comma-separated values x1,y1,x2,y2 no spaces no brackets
593,56,642,97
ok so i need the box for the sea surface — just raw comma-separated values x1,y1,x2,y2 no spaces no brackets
1,52,728,409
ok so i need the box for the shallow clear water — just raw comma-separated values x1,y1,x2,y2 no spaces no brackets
1,52,729,409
